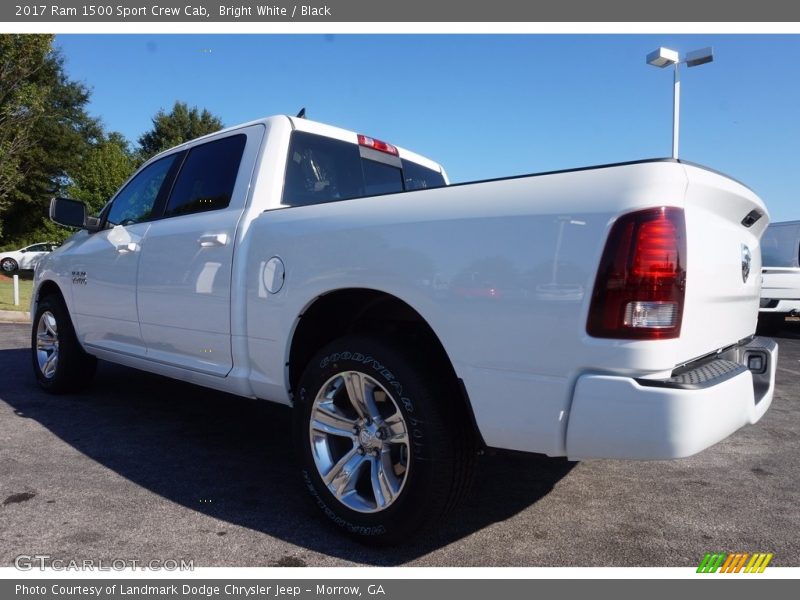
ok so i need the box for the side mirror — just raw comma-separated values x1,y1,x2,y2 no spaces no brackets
49,197,101,232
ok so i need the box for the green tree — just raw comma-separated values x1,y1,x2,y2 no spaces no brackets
138,101,223,161
0,34,54,238
0,35,100,246
67,132,136,217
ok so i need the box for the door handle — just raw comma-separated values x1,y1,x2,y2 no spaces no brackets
116,243,139,254
198,233,228,248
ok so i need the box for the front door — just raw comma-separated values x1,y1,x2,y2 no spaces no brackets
70,153,181,356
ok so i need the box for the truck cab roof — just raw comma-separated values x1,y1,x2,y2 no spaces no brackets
152,114,447,183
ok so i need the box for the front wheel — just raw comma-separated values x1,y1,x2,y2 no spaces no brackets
32,294,97,393
1,257,18,273
294,335,474,544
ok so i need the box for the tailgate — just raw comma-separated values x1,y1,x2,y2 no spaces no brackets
679,164,769,360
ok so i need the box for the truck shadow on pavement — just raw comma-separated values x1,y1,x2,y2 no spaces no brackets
756,318,800,339
0,347,575,565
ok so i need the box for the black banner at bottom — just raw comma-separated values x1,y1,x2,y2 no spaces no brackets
2,579,797,600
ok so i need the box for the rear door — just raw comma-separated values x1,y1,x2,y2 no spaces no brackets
136,125,263,376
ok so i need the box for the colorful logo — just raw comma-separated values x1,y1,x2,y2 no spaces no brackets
697,552,773,573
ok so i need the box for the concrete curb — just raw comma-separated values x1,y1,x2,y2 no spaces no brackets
0,310,30,324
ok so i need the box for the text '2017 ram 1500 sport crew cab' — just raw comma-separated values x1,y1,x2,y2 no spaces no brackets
34,115,777,543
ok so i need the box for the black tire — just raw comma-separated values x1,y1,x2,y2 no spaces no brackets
1,257,18,273
31,293,97,394
294,335,475,545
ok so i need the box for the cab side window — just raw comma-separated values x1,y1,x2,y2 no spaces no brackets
163,134,246,218
106,154,179,226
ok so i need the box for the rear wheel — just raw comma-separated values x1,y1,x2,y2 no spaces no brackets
1,257,18,273
32,294,97,393
294,335,474,544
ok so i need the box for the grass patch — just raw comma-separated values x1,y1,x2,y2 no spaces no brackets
0,272,33,312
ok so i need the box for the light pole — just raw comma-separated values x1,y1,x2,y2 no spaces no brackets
646,46,714,159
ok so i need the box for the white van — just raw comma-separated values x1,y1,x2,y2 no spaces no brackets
760,220,800,328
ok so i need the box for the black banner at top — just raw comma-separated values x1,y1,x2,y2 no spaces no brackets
2,0,800,23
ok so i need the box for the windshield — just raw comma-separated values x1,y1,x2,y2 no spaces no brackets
762,223,800,268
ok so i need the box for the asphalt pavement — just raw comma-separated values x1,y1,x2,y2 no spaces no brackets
1,321,798,567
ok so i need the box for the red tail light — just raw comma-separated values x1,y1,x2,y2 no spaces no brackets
357,134,399,156
587,207,686,339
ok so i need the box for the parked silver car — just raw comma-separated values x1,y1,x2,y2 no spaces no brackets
0,243,60,273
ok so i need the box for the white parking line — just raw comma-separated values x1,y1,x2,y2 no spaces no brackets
778,366,800,377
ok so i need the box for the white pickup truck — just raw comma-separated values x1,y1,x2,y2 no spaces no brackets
33,115,777,543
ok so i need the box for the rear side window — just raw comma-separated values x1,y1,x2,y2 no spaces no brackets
164,134,246,218
282,131,440,207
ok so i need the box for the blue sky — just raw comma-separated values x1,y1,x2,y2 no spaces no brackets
55,34,799,221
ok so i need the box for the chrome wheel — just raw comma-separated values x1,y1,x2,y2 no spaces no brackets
1,258,16,272
35,310,59,379
309,371,410,513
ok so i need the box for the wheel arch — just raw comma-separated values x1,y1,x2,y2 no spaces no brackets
287,288,485,447
32,279,66,316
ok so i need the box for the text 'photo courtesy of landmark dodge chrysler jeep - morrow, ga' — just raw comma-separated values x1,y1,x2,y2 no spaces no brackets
34,115,777,543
